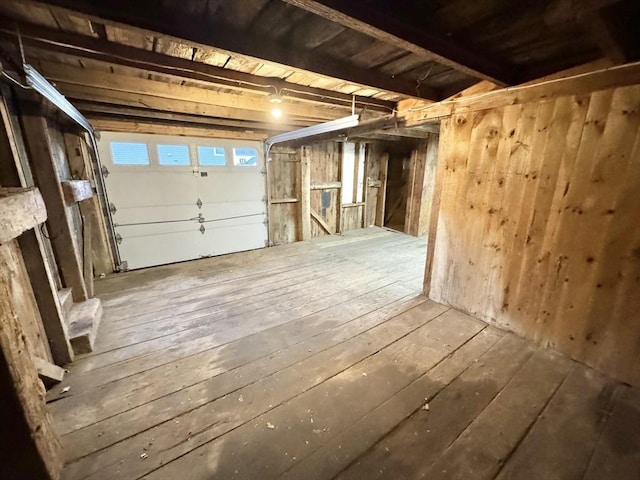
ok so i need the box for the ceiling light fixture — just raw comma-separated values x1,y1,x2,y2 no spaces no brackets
269,92,283,119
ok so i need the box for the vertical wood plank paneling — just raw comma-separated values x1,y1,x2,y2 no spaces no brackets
427,84,640,386
268,148,299,245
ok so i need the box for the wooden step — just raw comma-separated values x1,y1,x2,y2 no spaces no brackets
67,298,103,354
57,288,73,316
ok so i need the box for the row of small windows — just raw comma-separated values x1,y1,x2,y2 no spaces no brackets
109,142,258,167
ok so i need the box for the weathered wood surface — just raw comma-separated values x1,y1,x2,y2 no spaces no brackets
50,229,639,480
21,112,88,303
400,62,640,125
0,187,47,244
61,180,93,205
0,240,63,480
427,83,640,387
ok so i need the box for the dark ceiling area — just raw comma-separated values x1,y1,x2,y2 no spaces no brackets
0,0,637,138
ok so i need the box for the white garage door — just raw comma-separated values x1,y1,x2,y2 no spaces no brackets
97,132,268,270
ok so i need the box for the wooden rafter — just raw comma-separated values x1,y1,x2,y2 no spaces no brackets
74,103,303,132
24,0,437,99
282,0,515,86
0,19,396,113
33,61,348,121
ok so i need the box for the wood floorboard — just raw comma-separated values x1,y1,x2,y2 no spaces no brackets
51,230,640,480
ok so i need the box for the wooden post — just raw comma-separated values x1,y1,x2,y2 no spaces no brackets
0,241,64,480
424,122,448,296
0,90,74,365
375,152,389,227
299,146,312,241
20,108,88,302
63,133,114,276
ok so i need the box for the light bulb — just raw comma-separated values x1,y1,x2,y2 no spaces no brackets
271,107,282,119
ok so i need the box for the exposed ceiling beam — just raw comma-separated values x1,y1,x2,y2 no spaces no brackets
58,84,311,125
74,103,300,132
25,0,437,99
282,0,515,86
399,61,640,126
33,61,349,122
89,118,269,140
0,19,396,113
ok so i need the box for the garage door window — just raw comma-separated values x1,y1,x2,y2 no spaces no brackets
157,144,191,166
110,142,150,165
233,148,258,167
198,146,226,166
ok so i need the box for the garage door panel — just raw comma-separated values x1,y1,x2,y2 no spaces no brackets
196,175,265,203
99,132,267,270
112,205,198,225
115,223,203,270
202,222,268,257
106,172,198,207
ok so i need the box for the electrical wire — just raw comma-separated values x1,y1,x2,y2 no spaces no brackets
1,70,30,89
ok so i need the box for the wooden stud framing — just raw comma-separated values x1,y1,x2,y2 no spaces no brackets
63,133,114,276
299,146,312,241
0,88,74,366
20,106,88,302
375,153,389,227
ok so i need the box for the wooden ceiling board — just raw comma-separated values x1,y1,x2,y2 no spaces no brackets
249,2,308,41
287,13,345,49
105,24,153,50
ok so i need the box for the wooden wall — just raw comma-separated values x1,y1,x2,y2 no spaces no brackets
383,136,439,236
268,147,300,245
310,142,342,237
426,84,640,386
268,140,390,244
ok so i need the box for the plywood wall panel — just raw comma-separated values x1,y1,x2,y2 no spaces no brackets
427,84,640,386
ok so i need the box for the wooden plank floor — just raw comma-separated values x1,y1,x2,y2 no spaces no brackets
49,228,640,480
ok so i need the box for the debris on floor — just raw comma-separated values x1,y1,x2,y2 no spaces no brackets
266,422,275,429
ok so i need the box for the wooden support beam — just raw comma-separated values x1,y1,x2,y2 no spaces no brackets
399,61,640,125
0,18,396,112
310,209,332,234
298,147,312,241
62,134,113,277
20,107,88,302
0,241,63,480
375,153,389,227
24,1,432,99
61,180,93,206
0,187,47,244
310,181,342,190
36,62,346,122
76,103,302,132
90,118,268,140
61,84,316,126
0,86,74,365
283,0,515,85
